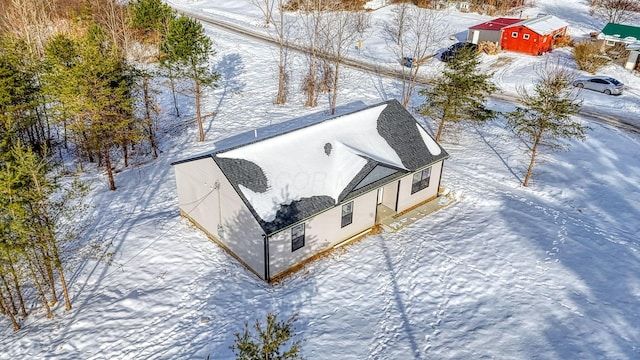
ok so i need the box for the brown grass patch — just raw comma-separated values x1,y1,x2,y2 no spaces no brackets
284,0,368,11
491,56,514,67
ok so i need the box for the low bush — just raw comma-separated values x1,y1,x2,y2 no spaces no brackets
554,34,574,48
573,40,610,74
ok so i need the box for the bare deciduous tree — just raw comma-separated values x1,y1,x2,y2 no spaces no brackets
298,0,333,107
590,0,640,24
255,0,293,104
251,0,276,26
321,6,371,114
387,4,449,108
93,0,133,58
0,0,53,56
384,1,411,45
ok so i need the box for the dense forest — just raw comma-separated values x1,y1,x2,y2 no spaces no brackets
0,0,219,331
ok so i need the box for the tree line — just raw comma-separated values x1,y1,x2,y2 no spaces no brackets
0,0,219,331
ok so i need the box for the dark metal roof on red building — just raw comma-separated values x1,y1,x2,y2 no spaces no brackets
469,18,522,31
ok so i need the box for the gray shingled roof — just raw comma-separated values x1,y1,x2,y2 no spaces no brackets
176,99,449,235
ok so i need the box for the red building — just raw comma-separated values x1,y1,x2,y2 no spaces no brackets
467,17,522,46
500,15,569,55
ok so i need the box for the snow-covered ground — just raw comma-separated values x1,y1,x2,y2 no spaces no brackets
2,0,640,359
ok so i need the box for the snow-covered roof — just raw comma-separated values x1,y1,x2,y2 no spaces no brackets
469,18,521,31
204,100,448,234
506,15,569,35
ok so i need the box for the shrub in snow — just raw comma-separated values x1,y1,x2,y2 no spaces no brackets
229,312,303,360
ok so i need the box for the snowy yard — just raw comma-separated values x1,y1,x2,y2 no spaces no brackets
2,0,640,359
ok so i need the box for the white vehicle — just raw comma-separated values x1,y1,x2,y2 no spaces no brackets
573,76,624,95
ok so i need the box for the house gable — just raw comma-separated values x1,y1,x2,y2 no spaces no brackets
172,156,266,278
336,159,406,204
353,164,402,192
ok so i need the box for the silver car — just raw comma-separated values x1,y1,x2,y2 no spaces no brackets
573,76,624,95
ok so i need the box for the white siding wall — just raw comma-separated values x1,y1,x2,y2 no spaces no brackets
175,159,445,280
174,158,266,278
396,161,443,212
466,29,502,45
268,189,378,278
381,181,399,210
625,50,639,70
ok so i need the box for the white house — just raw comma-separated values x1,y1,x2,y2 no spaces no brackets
597,22,640,70
172,100,449,282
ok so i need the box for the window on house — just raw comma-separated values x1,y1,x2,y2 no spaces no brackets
291,224,305,252
411,167,432,194
523,34,530,40
341,202,353,228
605,40,616,46
511,32,518,38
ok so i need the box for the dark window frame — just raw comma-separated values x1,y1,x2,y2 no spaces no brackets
341,201,354,228
411,167,432,194
291,223,305,252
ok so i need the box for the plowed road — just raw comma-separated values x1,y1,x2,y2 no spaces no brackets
181,9,640,136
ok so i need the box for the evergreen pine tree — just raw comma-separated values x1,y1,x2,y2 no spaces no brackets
230,313,303,360
42,25,137,190
418,46,497,141
506,62,586,187
0,141,88,329
160,15,220,142
0,36,43,153
129,0,175,42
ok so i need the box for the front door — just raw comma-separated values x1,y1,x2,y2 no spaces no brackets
377,187,384,205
